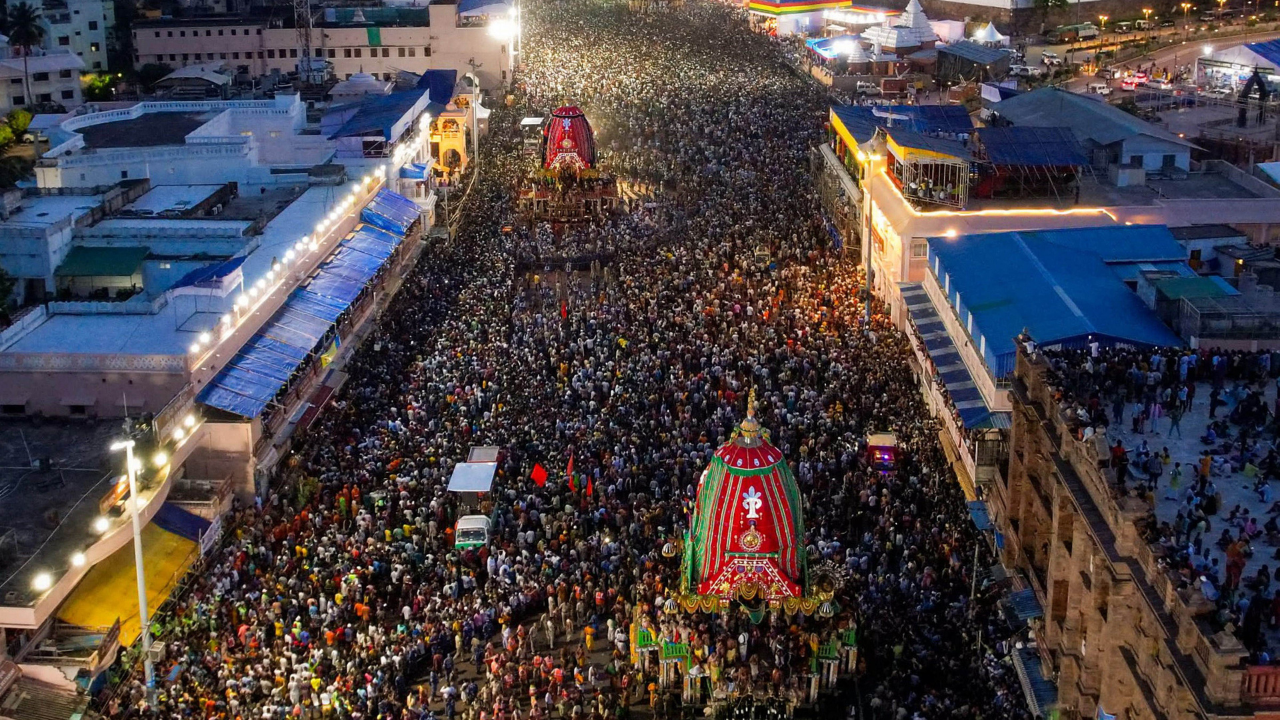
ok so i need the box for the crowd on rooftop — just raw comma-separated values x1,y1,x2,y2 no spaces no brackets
103,0,1034,718
1040,345,1280,660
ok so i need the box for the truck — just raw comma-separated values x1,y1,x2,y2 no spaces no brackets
447,446,503,549
1046,23,1099,43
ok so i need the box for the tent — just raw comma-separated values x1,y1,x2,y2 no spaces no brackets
969,23,1009,46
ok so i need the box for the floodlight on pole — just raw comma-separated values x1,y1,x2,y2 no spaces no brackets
110,438,155,699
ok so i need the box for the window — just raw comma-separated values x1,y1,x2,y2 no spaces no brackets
327,49,335,58
398,47,405,57
158,262,171,269
182,53,189,60
314,49,322,57
120,170,128,178
7,79,17,85
12,96,23,106
37,93,51,102
343,48,351,58
289,48,297,58
257,28,262,34
408,47,415,57
91,43,100,52
61,89,74,99
59,69,71,78
167,30,173,37
32,72,49,82
267,49,276,58
382,48,389,57
353,48,361,58
155,31,160,37
205,29,211,36
232,52,240,59
92,61,100,69
424,46,431,57
89,21,98,30
57,36,70,46
220,52,227,59
179,30,186,36
257,51,264,58
229,29,236,35
1163,154,1177,168
169,54,176,61
218,29,224,35
911,240,927,258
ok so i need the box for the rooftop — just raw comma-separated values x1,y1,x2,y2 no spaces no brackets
2,194,104,229
5,187,339,357
77,112,218,150
0,421,117,607
926,225,1186,376
991,87,1195,150
121,185,224,216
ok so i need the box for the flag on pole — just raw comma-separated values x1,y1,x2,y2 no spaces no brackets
561,300,568,319
531,463,548,487
566,451,574,477
586,476,594,497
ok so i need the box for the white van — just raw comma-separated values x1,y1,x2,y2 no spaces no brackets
1087,82,1113,96
455,515,492,549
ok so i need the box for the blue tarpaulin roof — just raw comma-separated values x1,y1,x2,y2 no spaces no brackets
330,90,444,140
901,283,999,429
172,256,246,290
416,69,458,105
198,214,411,418
831,103,975,144
940,40,1008,64
1013,646,1057,716
967,500,992,531
361,188,420,235
152,502,212,543
977,126,1088,167
1009,588,1043,620
925,226,1185,378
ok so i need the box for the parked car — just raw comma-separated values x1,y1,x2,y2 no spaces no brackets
1095,67,1117,79
1087,81,1113,95
1145,78,1174,90
1159,18,1176,26
855,81,882,96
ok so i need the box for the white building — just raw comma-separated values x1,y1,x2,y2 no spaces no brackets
131,2,515,91
34,94,336,190
42,0,114,73
0,35,85,111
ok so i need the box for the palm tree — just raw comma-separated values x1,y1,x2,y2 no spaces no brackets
6,2,45,111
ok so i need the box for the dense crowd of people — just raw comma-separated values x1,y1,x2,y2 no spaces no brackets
1041,346,1280,659
102,1,1033,718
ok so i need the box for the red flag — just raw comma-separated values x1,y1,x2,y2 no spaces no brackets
531,463,547,487
561,300,567,319
586,476,594,497
566,451,575,478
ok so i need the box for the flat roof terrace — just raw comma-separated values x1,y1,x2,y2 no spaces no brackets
77,112,218,149
0,421,117,608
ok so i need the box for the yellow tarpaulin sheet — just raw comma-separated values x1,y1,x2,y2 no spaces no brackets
57,522,198,644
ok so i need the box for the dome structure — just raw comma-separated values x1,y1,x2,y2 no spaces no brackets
680,389,807,610
542,106,598,171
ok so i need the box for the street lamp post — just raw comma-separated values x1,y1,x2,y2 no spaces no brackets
1182,2,1194,40
1143,8,1152,39
110,439,154,700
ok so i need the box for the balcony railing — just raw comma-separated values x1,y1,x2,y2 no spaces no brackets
1243,665,1280,707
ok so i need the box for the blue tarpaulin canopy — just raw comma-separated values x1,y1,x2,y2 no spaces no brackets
967,500,993,531
415,69,458,105
400,163,429,179
361,188,420,235
1008,588,1044,620
172,256,246,290
977,126,1088,167
900,283,1000,429
925,226,1185,379
199,194,417,419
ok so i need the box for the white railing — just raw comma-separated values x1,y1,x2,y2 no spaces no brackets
0,352,188,373
0,306,48,353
